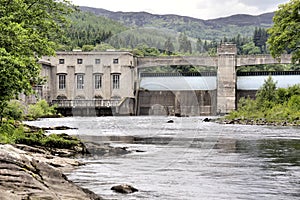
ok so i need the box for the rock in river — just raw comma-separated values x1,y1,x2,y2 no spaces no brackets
111,184,138,194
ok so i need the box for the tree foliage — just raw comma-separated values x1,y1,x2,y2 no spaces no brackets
178,33,192,54
267,0,300,63
65,11,126,49
0,0,73,120
253,27,268,53
256,76,277,109
164,37,175,55
227,77,300,124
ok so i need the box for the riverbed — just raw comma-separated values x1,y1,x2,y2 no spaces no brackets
26,116,300,200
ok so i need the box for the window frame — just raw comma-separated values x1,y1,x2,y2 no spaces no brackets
59,59,65,64
113,58,119,64
58,74,66,90
94,74,102,89
112,74,120,89
76,74,84,89
77,58,83,64
95,59,101,64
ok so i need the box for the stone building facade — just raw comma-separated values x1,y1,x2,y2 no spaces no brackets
41,51,136,102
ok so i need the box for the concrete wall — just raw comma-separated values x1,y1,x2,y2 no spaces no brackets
217,44,237,114
138,90,216,116
137,56,218,68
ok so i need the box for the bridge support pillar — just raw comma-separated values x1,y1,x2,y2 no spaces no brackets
217,43,237,115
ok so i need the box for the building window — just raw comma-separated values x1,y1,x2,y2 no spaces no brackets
112,74,120,89
94,74,102,89
77,59,83,64
113,58,119,64
58,74,66,89
95,59,101,64
59,59,65,64
77,74,84,89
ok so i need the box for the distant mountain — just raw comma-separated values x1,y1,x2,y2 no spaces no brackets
206,13,274,26
79,6,274,40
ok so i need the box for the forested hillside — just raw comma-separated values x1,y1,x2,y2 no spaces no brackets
60,6,276,56
80,6,274,40
58,11,127,50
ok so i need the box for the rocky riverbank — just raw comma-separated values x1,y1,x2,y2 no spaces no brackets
0,144,103,200
215,117,300,126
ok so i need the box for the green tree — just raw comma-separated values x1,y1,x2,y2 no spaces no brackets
132,44,160,57
253,27,268,53
94,43,115,51
256,76,277,109
163,38,175,55
267,0,300,63
82,45,95,52
178,33,192,54
196,38,204,53
241,42,262,55
0,0,73,121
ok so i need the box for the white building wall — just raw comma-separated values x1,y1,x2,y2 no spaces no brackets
42,51,135,101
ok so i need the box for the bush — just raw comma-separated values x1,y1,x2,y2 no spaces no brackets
226,78,300,125
0,121,81,149
3,100,25,121
27,100,57,119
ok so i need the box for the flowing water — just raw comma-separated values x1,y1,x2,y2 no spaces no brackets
26,116,300,200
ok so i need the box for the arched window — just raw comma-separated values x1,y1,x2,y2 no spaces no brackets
94,95,103,100
56,95,67,100
75,95,85,100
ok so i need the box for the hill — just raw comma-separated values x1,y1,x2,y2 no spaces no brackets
79,6,274,40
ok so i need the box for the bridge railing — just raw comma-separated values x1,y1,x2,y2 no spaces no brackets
52,99,120,108
237,71,300,76
140,71,217,77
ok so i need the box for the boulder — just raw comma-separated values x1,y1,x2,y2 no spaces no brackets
111,184,138,194
84,142,131,156
0,144,103,200
203,118,211,122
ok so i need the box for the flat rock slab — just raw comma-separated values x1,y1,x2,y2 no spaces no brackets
0,144,102,200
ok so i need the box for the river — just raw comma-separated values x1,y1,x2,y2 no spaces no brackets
26,116,300,200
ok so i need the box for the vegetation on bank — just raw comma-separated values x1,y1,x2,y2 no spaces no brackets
0,122,80,149
0,99,77,149
2,100,58,121
226,77,300,125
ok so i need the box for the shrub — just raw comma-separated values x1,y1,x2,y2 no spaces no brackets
0,121,81,150
27,100,57,119
227,77,300,124
3,100,25,120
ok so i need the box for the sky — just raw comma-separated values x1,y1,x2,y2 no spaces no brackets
70,0,289,19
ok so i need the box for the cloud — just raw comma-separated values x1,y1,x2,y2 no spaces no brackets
196,0,260,19
238,0,288,10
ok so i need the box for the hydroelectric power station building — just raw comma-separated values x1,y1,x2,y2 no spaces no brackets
36,44,295,116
